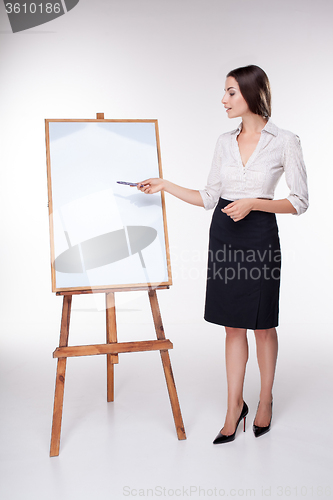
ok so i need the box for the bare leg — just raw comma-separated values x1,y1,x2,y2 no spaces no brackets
220,326,248,435
253,327,278,426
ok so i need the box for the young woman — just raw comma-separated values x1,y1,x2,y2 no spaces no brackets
136,65,309,443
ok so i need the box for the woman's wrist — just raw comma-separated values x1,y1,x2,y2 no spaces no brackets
162,179,171,192
251,198,260,211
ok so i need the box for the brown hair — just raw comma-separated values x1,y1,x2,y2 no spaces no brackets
227,65,271,118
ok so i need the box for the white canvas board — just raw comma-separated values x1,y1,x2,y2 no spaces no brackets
47,120,170,291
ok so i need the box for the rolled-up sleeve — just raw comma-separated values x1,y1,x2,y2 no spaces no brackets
199,137,223,210
283,134,309,215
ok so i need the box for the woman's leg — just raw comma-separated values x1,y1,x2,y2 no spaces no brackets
253,327,278,426
221,326,248,435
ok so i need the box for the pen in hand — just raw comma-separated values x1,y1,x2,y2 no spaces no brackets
117,181,144,187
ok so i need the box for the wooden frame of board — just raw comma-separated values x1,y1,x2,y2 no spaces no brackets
45,117,172,293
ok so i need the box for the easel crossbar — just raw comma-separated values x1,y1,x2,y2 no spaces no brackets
53,339,173,358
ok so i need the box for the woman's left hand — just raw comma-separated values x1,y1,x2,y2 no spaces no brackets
221,198,255,222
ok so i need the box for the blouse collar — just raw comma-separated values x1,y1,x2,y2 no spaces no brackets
232,117,278,137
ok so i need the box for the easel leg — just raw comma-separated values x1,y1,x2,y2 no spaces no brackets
148,290,186,440
50,295,72,457
106,292,118,402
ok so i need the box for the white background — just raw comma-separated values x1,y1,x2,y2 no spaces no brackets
0,1,332,499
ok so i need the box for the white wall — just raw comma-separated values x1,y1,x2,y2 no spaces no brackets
0,0,332,330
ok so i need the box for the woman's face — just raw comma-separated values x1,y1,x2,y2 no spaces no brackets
222,76,250,119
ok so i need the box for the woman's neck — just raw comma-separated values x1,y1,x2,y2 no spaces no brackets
241,113,268,134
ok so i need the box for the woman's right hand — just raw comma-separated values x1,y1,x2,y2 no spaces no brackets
136,178,165,194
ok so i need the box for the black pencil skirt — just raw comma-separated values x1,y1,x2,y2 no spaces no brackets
204,198,281,330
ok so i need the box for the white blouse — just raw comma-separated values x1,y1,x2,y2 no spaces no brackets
199,118,309,215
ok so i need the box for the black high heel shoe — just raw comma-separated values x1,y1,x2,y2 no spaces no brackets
213,401,249,444
253,400,273,438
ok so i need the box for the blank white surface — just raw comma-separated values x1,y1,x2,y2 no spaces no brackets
48,121,168,289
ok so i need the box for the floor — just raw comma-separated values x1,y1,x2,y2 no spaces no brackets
0,315,332,500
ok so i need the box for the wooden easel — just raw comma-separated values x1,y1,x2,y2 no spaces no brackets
50,286,186,456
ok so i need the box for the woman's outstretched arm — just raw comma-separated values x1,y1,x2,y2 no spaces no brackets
136,178,204,207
